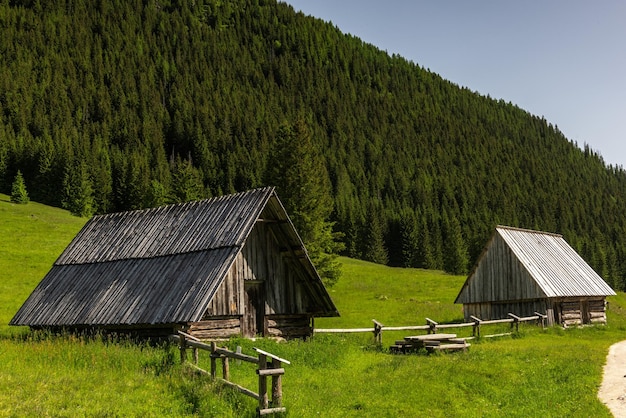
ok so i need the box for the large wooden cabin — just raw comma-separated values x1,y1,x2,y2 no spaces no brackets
455,226,615,326
11,187,339,339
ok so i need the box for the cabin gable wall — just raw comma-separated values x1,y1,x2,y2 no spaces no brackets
461,235,546,304
189,222,314,340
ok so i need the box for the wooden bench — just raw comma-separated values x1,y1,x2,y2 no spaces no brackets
426,343,470,353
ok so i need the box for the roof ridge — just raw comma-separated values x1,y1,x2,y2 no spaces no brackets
496,225,562,238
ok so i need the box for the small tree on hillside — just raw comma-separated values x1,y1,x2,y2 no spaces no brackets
170,154,206,203
11,170,29,204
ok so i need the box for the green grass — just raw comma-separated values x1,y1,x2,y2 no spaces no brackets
0,195,87,337
0,196,624,416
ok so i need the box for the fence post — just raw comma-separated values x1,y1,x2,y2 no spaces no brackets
426,318,437,334
508,313,520,332
271,358,283,408
372,320,383,345
258,353,269,411
192,347,199,365
534,312,546,329
179,333,187,363
470,315,482,337
210,341,217,379
222,355,230,381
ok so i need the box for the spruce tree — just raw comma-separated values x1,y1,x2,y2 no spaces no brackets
265,118,343,286
442,212,470,275
62,162,95,217
170,155,206,203
10,170,29,204
363,205,389,265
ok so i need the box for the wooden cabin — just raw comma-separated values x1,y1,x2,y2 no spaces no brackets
10,187,339,339
455,226,615,326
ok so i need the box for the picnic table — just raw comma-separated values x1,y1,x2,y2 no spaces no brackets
390,333,470,354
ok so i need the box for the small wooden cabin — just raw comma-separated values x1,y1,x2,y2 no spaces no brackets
10,187,339,339
455,226,615,326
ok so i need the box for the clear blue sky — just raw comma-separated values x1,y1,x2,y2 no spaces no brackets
285,1,626,167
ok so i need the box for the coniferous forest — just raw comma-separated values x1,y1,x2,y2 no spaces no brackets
2,0,626,289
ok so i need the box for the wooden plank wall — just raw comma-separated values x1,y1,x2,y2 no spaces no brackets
459,235,545,304
198,221,314,339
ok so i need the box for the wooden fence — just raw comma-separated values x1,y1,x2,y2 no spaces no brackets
170,331,290,416
315,312,548,345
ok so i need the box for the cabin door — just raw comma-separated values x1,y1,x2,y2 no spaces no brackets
581,300,590,325
243,281,265,337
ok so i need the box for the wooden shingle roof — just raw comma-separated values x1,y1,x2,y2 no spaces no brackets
455,225,615,304
11,187,337,327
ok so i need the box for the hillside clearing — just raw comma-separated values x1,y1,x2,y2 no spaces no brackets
1,196,624,416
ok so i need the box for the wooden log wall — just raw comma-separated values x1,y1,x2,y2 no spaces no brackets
463,297,607,327
588,299,607,324
266,315,312,339
188,316,241,340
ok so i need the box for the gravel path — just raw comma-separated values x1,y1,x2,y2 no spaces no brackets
599,340,626,417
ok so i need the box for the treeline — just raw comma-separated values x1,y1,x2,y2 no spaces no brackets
2,0,626,289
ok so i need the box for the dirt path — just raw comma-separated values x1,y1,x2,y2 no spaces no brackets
598,340,626,417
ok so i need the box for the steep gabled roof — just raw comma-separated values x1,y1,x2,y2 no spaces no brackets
11,187,337,327
455,226,615,304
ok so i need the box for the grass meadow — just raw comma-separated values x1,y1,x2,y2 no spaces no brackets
1,194,625,416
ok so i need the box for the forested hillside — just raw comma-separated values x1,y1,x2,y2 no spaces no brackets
2,0,626,288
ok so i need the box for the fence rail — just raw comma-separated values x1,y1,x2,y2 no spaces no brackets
170,331,290,416
315,312,548,345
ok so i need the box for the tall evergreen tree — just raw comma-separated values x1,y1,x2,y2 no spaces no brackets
62,162,95,217
265,117,343,286
170,154,206,203
363,204,389,265
10,170,29,204
442,212,470,275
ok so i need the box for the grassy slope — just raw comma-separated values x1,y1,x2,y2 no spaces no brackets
0,196,624,416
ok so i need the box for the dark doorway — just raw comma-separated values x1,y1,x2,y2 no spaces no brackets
242,281,265,337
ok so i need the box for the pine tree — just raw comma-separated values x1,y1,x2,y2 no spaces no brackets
442,212,470,275
10,170,29,204
170,154,206,203
62,162,95,217
145,179,169,208
363,205,389,265
265,118,343,286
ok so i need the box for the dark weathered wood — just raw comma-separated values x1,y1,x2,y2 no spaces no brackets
258,353,268,410
222,356,230,381
271,358,283,408
266,326,312,338
210,341,217,379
